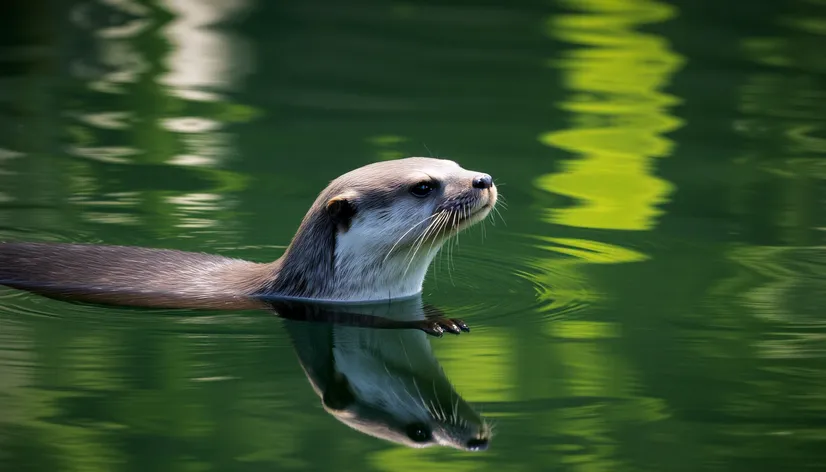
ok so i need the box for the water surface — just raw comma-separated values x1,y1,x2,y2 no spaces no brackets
1,0,825,471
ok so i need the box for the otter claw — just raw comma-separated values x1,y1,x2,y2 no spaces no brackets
420,322,445,337
453,319,470,333
418,318,470,337
441,320,462,335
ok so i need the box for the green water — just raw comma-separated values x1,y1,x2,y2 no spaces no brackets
1,0,825,470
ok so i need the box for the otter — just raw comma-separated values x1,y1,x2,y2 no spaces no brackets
276,296,492,450
0,157,497,313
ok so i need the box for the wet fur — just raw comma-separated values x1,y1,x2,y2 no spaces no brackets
0,242,276,308
0,158,496,307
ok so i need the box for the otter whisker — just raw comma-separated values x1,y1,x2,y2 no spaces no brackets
455,209,463,248
410,376,428,418
486,418,498,438
453,210,460,256
402,219,436,275
491,204,506,226
396,372,420,406
431,393,448,424
447,212,459,277
490,193,507,226
400,212,442,273
424,212,450,277
422,142,435,158
427,401,437,420
427,218,444,282
427,399,437,419
453,393,460,424
496,193,508,207
383,212,442,263
383,365,413,409
430,400,445,422
447,374,458,424
441,214,455,286
426,377,448,423
403,211,447,276
408,211,444,258
493,202,507,224
399,339,429,415
440,211,455,283
431,380,449,423
435,230,446,282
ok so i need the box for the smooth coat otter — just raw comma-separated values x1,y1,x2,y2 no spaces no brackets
0,158,497,308
279,297,491,450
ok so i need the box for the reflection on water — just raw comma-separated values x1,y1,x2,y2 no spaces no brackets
537,0,682,231
63,0,257,240
727,0,826,357
158,0,253,102
278,298,490,451
0,294,489,467
522,0,683,318
2,0,826,471
691,4,826,457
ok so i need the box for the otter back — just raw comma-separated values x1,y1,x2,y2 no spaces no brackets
0,242,275,308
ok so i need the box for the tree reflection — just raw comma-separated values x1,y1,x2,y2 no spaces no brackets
519,0,685,470
63,0,257,240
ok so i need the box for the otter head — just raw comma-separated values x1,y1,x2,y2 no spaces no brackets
322,370,493,452
276,157,498,301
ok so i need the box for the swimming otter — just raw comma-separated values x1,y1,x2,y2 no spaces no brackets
277,296,492,450
0,157,497,309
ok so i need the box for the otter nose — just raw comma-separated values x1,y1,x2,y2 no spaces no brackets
472,174,493,189
466,438,489,451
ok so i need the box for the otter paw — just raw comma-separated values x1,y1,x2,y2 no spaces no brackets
452,318,470,333
418,318,470,337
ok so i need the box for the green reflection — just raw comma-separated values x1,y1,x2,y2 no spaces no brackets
693,0,826,465
3,0,826,470
534,237,648,264
537,0,683,231
434,332,516,403
524,0,683,311
61,0,258,241
368,135,411,161
521,1,685,470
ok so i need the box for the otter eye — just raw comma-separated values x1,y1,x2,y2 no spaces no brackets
409,180,437,198
405,422,433,443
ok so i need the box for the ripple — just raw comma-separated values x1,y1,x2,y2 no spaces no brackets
424,232,599,327
0,284,290,345
0,225,101,244
0,230,603,339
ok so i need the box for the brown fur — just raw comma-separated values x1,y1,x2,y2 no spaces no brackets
0,242,276,308
0,158,495,308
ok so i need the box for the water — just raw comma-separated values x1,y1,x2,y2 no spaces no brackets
1,0,825,470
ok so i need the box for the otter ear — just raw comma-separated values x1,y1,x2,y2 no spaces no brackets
326,194,357,232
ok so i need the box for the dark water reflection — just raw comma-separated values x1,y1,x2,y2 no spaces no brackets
2,0,826,471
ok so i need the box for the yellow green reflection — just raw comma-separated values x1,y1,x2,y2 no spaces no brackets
368,135,411,161
434,332,515,403
516,1,685,469
523,0,683,311
537,0,683,231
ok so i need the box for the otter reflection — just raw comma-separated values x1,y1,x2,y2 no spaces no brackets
267,297,492,451
0,277,491,450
